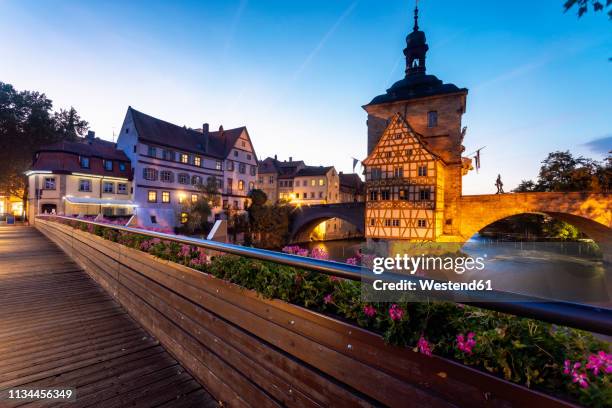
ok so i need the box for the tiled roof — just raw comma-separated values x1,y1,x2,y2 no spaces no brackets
295,166,333,177
40,138,129,161
129,107,246,159
258,157,305,177
339,173,364,191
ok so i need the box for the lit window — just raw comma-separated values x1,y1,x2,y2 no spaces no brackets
161,191,170,203
216,160,222,170
104,160,113,171
117,183,127,194
178,173,189,184
79,157,90,168
310,179,316,187
148,146,156,157
399,189,408,200
191,194,198,203
238,180,244,191
427,111,438,128
103,182,114,193
194,156,201,167
418,166,428,177
180,153,189,164
180,212,188,224
178,194,185,203
44,177,56,190
417,219,427,228
148,190,157,202
318,179,325,186
78,179,91,192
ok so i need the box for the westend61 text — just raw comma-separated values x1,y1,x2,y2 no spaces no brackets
373,279,493,291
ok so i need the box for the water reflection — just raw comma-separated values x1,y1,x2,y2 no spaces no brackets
304,236,611,307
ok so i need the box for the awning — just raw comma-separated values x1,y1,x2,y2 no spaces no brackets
63,196,137,207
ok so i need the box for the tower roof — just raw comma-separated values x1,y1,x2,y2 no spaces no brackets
365,4,466,107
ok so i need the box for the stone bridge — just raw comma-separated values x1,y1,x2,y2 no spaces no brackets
290,192,611,260
289,202,365,243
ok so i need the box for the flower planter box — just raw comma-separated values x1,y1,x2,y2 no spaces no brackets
36,219,577,408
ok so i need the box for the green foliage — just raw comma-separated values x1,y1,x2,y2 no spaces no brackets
247,198,293,249
56,217,612,407
514,151,611,193
0,81,88,200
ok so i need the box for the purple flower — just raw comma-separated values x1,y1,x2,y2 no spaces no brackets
417,336,432,356
323,294,333,304
388,304,404,321
363,305,376,318
346,257,358,265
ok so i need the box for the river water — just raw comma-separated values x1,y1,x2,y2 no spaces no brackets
304,235,611,307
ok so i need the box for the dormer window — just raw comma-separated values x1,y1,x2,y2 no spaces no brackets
104,160,113,171
427,111,438,128
79,156,90,168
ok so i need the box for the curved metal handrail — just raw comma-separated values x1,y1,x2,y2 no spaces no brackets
37,215,612,335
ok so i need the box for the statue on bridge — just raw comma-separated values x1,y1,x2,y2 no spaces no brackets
495,174,504,194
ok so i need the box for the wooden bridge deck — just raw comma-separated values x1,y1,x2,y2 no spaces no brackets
0,226,217,408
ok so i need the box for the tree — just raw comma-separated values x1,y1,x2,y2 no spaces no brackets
563,0,612,19
180,177,222,234
514,151,609,192
0,81,88,203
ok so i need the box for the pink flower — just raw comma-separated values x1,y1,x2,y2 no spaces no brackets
329,276,339,283
572,371,589,389
296,248,309,257
456,332,476,355
417,336,432,356
363,305,376,318
346,257,358,265
586,351,612,376
310,247,329,260
323,294,333,304
179,244,192,258
388,304,404,321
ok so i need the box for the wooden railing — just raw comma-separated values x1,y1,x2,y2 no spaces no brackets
35,218,577,408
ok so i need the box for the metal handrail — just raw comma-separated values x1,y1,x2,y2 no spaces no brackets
37,215,612,336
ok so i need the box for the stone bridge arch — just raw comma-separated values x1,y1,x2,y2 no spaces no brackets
458,192,611,262
289,203,365,243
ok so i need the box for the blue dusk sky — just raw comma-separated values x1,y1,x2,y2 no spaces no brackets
1,0,610,194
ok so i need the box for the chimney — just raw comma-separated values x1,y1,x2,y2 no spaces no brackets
218,125,224,132
202,123,209,133
274,154,277,160
289,156,292,162
86,130,95,140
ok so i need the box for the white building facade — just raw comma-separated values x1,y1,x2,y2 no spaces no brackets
116,107,258,228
